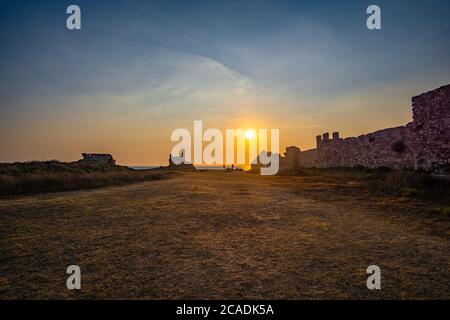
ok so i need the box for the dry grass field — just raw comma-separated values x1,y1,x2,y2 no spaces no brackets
0,171,449,299
0,161,172,196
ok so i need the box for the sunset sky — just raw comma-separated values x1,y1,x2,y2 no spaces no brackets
1,0,449,165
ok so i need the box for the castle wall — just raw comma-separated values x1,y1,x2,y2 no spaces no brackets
297,149,317,167
291,84,450,172
316,125,416,169
281,146,317,169
410,85,450,170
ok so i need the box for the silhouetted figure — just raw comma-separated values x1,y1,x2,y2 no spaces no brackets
232,164,235,170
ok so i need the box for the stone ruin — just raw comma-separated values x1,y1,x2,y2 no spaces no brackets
81,153,116,165
281,84,450,173
167,151,196,171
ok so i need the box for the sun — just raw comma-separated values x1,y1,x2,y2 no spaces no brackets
245,129,255,139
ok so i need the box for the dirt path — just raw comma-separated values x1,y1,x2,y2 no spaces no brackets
0,171,448,299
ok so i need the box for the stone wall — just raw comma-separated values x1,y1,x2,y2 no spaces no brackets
81,153,116,165
315,126,416,169
285,84,450,172
297,149,317,167
410,84,450,170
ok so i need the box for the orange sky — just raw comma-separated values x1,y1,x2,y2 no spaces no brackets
2,81,445,166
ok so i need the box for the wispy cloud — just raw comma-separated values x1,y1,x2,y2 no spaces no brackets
0,0,449,164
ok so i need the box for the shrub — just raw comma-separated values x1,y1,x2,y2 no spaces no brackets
391,140,406,153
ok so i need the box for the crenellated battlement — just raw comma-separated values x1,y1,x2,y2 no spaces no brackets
317,131,341,145
332,132,340,140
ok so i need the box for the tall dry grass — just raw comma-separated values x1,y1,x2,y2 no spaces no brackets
281,167,450,203
0,161,172,196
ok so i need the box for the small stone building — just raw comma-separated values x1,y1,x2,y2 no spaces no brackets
81,153,116,165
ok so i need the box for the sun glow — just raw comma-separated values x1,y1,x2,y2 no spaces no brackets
245,129,255,139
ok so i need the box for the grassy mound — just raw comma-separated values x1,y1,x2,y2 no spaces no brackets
0,161,172,196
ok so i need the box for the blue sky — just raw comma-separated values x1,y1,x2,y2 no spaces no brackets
0,0,449,164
